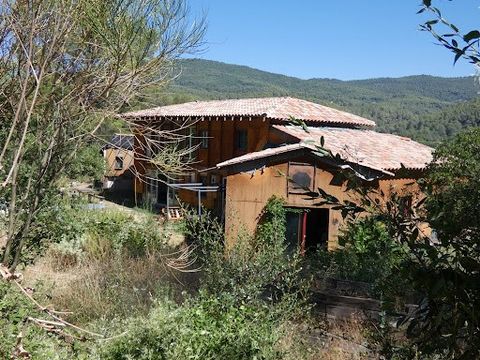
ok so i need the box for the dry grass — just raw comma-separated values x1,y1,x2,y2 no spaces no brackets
280,315,376,360
23,248,200,325
319,316,375,360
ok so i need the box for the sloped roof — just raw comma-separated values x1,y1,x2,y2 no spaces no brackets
216,143,307,169
103,134,134,150
274,125,434,172
121,97,376,128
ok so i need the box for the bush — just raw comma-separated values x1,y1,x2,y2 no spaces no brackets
185,197,309,312
65,144,105,181
100,292,285,360
29,199,169,270
311,217,410,302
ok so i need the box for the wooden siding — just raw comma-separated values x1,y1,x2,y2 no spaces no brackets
134,116,271,209
224,161,422,250
104,148,134,177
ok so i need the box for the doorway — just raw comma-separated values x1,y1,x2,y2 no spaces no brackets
285,207,329,254
304,208,329,252
157,175,168,204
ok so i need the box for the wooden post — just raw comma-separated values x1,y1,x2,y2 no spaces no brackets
198,190,202,216
166,184,170,221
300,211,307,256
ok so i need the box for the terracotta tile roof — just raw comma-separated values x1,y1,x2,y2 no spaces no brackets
121,97,376,127
216,143,306,169
274,125,434,172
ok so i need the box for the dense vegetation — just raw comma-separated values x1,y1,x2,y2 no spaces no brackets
308,127,480,358
1,197,319,359
136,58,479,145
2,128,479,358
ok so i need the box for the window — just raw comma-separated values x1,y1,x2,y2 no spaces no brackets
200,130,209,149
114,156,124,170
210,174,218,185
188,126,197,160
236,130,248,151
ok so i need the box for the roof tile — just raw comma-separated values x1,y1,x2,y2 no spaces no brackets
121,97,376,127
275,125,434,172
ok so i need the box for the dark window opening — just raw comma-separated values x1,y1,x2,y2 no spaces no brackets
285,208,329,255
288,163,314,193
157,175,168,204
291,172,312,190
286,211,302,253
304,208,329,252
114,156,124,170
236,130,248,151
200,130,209,149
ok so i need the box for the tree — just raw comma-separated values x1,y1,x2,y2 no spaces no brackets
306,128,480,358
0,0,205,271
419,0,480,66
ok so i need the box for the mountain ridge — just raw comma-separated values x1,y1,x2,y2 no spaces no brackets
137,58,479,145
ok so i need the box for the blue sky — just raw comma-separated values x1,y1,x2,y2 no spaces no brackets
188,0,479,80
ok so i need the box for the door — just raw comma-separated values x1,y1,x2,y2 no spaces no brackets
285,208,329,255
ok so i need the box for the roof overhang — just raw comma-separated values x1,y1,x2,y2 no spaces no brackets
205,143,392,182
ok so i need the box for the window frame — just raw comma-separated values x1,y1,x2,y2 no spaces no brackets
236,129,248,151
199,129,209,149
114,155,124,170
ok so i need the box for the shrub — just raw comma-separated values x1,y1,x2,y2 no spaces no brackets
311,217,410,302
100,292,286,360
29,199,170,270
185,197,309,313
65,144,106,181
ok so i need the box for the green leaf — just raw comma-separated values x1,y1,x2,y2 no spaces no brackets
454,50,464,64
450,24,459,33
463,30,480,43
425,20,438,26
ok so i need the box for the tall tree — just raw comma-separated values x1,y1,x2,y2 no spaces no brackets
0,0,205,271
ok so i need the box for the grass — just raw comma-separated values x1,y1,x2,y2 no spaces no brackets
11,203,385,359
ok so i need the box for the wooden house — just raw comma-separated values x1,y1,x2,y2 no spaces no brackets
102,134,135,194
121,97,433,250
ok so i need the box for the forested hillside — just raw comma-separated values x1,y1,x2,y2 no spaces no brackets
138,59,480,145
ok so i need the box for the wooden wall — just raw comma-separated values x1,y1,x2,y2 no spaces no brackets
177,116,271,209
224,161,422,250
194,116,271,167
104,148,134,177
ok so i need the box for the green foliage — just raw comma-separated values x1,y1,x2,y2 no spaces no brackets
100,292,284,360
255,195,288,248
426,127,480,240
100,197,311,359
337,218,406,286
65,144,105,181
397,128,480,358
185,197,308,311
311,128,480,358
312,217,409,301
0,281,84,359
420,0,480,65
21,197,168,268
